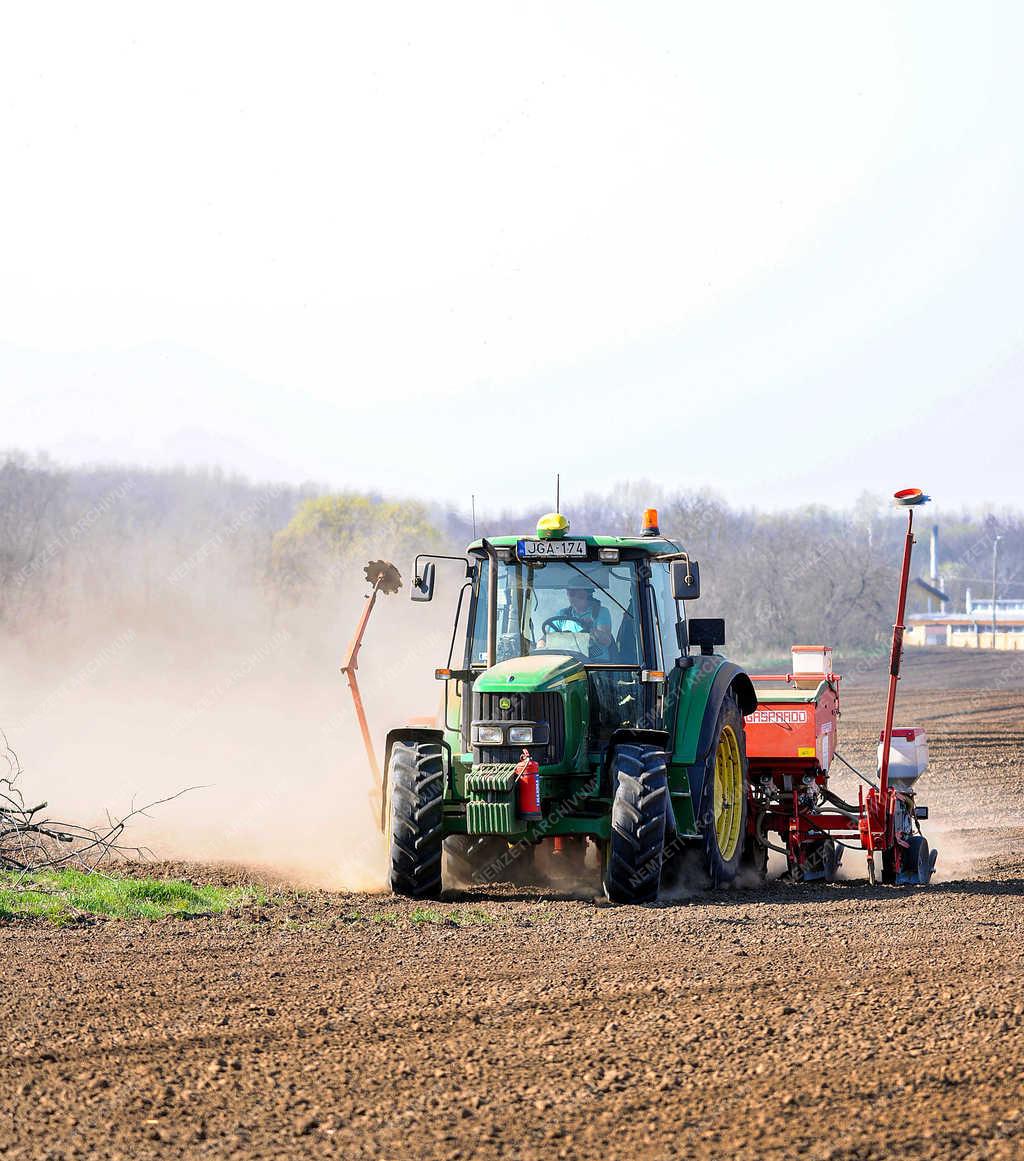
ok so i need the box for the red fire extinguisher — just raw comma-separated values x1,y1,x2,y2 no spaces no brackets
515,749,542,820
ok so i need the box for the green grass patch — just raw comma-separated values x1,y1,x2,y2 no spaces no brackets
409,906,494,927
0,869,264,924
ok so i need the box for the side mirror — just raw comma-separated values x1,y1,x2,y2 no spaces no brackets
670,560,700,601
688,617,724,655
411,560,436,602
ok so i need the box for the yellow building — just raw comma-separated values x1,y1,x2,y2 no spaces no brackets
907,599,1024,650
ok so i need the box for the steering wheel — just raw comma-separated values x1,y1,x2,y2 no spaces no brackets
542,615,587,635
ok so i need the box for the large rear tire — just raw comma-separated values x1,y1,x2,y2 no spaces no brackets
698,693,749,888
602,744,669,903
388,741,444,899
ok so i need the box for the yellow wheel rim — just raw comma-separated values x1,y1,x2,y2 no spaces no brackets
713,724,743,861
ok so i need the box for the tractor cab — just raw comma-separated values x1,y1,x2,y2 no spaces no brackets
462,531,679,748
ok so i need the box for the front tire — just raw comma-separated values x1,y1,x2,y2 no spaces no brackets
388,741,444,899
603,744,669,903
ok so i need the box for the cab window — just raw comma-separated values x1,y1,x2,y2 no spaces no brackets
649,562,682,670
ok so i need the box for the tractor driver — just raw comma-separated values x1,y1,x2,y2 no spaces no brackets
550,583,614,661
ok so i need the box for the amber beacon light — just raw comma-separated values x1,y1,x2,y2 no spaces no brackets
640,508,660,537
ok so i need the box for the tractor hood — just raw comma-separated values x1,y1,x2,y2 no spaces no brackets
473,654,587,695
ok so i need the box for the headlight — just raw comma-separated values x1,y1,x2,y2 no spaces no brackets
507,726,534,745
477,726,504,745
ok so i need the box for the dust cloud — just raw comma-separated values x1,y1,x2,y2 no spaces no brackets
1,571,455,889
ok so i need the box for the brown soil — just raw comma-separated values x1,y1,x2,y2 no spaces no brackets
3,649,1023,1160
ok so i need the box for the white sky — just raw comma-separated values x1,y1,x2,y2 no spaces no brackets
1,1,1022,517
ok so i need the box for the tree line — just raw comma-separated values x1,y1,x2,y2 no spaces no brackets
1,453,1019,659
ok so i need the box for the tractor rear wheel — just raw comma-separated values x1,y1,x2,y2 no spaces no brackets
602,743,669,904
699,693,749,888
387,740,444,899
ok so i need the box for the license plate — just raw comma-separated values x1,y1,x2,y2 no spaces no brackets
517,538,587,560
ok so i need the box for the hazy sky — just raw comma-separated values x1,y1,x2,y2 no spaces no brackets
2,1,1022,516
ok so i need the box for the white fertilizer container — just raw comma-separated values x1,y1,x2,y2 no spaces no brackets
877,726,929,789
791,645,833,689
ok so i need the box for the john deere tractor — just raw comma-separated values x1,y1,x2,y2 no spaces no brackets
384,508,758,903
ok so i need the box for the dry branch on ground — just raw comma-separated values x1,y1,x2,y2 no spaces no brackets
0,729,194,875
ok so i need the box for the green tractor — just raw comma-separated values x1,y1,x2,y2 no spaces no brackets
384,508,758,903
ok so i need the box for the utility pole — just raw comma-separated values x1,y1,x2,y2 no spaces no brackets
991,534,1002,649
929,524,939,614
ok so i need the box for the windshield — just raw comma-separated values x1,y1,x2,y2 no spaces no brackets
469,558,642,667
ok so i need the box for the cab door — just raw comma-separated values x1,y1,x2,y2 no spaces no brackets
644,559,688,735
648,560,684,670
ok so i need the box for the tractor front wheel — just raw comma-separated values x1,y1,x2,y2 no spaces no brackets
387,740,444,899
602,743,669,904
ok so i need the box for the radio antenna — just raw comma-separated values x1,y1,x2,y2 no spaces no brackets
556,473,560,513
471,494,477,539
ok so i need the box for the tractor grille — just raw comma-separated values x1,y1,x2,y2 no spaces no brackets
472,690,565,765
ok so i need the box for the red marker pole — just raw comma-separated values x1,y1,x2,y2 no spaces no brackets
879,488,930,803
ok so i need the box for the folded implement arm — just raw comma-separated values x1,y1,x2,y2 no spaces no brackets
340,560,401,827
